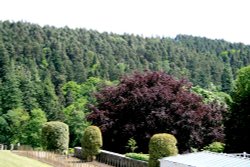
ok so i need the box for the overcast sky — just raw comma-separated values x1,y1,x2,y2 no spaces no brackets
1,0,250,44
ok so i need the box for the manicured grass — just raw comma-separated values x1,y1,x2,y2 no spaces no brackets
0,150,52,167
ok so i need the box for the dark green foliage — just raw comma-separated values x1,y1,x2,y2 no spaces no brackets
1,62,23,111
0,20,250,149
221,64,233,93
0,116,8,142
203,142,225,153
39,76,63,121
225,65,250,152
125,153,149,162
81,126,102,161
0,21,249,96
149,133,178,167
0,21,249,115
41,121,69,153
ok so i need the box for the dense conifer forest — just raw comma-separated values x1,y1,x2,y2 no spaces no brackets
0,21,249,150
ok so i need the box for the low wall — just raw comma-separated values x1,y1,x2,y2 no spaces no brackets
74,147,148,167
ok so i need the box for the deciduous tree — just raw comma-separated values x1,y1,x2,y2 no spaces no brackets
88,71,225,153
226,65,250,152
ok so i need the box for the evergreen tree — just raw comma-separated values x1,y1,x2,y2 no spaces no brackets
19,67,39,111
221,64,233,93
0,41,9,78
1,61,23,112
39,75,64,121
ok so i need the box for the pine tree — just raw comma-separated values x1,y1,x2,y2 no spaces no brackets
19,67,39,111
0,41,9,79
1,61,23,112
39,75,64,121
221,64,233,93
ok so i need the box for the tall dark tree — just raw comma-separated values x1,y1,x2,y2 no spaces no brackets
225,65,250,152
88,71,225,153
39,75,64,121
221,64,233,93
0,41,9,78
19,67,39,111
1,61,23,112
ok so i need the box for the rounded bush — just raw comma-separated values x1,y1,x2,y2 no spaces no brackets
81,126,102,161
203,142,225,153
149,133,178,167
41,121,69,153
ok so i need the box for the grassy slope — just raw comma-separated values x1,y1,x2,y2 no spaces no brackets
0,151,52,167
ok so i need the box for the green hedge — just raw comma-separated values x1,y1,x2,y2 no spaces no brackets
149,133,178,167
41,121,69,153
81,126,102,161
125,153,149,162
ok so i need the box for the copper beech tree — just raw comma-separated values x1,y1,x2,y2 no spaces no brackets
88,71,225,153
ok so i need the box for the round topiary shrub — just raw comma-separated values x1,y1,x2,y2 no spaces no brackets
149,133,178,167
41,121,69,154
81,126,102,161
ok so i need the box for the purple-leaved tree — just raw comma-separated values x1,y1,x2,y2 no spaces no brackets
87,71,225,153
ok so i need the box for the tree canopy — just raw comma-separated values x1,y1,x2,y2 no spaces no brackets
0,20,249,150
226,65,250,152
88,71,225,153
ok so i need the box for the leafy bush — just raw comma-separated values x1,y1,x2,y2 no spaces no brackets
81,126,102,161
125,153,149,162
149,133,178,167
226,65,250,153
41,121,69,153
203,142,225,153
126,138,138,153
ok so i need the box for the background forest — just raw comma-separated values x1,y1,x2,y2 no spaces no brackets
0,21,249,152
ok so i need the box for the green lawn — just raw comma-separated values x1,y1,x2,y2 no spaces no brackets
0,151,52,167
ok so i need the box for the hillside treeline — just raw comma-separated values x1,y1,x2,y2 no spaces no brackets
0,20,250,147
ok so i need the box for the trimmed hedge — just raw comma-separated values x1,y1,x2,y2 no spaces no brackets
149,133,178,167
81,126,102,161
125,153,149,162
41,121,69,153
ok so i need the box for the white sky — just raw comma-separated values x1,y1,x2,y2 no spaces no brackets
1,0,250,44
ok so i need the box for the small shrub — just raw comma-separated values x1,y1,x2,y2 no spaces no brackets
125,153,149,162
203,142,225,153
41,121,69,154
68,148,74,155
149,133,178,167
190,147,198,153
126,138,138,153
81,126,102,161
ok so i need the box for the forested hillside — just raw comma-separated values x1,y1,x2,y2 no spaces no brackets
0,20,250,147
